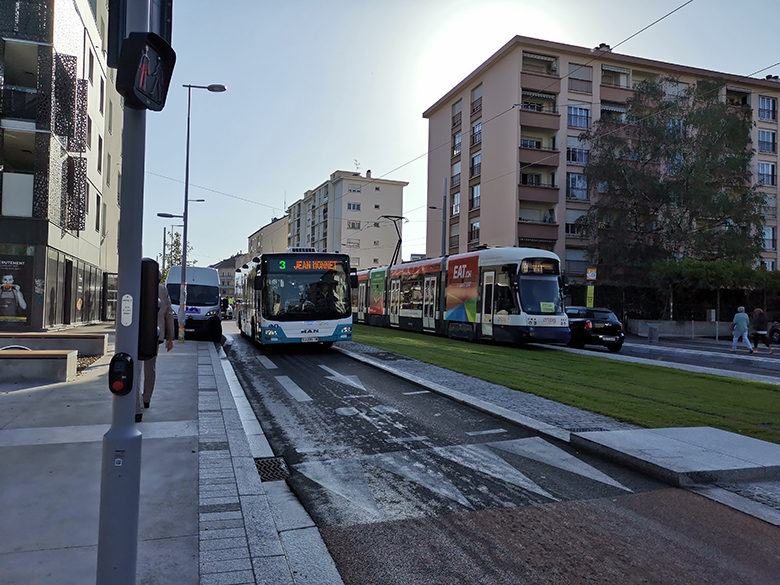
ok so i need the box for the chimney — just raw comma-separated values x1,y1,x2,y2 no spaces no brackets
366,170,371,178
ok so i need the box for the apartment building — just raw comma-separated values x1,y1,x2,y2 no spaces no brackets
0,0,122,330
248,216,289,258
287,170,408,269
210,253,243,300
423,35,780,275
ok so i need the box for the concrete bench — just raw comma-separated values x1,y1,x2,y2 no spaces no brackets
0,333,107,356
0,349,78,383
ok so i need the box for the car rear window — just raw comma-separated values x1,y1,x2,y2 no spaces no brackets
591,310,617,320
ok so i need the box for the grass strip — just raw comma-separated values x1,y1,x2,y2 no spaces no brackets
352,324,780,444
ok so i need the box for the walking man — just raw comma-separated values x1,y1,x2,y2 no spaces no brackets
731,306,755,354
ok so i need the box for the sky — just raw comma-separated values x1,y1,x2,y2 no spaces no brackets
140,0,780,267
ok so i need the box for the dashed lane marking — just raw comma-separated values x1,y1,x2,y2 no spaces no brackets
276,375,313,402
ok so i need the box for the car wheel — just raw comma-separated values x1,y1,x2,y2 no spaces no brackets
606,342,623,353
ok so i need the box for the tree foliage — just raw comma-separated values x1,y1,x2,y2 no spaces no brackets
580,77,766,283
159,231,196,283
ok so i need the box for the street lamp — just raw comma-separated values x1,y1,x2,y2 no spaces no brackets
179,83,226,342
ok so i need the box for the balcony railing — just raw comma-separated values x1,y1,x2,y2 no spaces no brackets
452,142,461,157
759,141,777,153
469,196,480,210
0,1,52,43
759,108,777,122
521,102,558,114
452,112,462,127
471,131,481,146
468,228,480,242
471,97,482,115
568,78,592,93
2,86,39,121
470,163,481,178
758,173,777,187
451,173,461,187
765,238,777,251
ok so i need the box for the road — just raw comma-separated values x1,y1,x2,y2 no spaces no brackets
223,325,780,584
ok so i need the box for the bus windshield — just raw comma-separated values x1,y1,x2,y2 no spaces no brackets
517,275,564,315
261,262,351,321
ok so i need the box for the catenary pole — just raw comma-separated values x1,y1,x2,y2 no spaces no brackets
96,0,149,582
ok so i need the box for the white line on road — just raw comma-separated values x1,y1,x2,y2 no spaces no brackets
466,429,508,436
385,436,429,444
256,355,278,370
276,376,313,402
403,390,430,395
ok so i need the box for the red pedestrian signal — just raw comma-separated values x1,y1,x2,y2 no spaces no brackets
116,32,176,111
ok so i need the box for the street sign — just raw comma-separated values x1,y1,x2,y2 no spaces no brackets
116,32,176,111
586,267,597,281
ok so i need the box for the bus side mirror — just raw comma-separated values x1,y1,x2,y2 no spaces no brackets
351,274,358,288
560,275,569,293
510,274,519,287
254,275,263,290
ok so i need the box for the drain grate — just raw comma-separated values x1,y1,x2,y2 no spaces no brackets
254,457,290,482
566,427,608,433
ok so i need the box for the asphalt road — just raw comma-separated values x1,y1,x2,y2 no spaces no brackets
224,328,780,584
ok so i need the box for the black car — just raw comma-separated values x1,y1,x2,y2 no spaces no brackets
565,306,625,352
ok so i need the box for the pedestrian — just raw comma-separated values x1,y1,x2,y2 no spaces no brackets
751,308,774,354
136,278,175,422
731,306,755,354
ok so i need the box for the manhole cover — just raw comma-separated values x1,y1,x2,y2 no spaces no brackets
254,457,290,482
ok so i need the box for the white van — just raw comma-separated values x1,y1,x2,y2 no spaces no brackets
166,266,222,341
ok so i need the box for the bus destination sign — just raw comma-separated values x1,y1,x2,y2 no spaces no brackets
277,259,340,271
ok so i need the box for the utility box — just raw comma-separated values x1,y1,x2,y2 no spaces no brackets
707,309,716,322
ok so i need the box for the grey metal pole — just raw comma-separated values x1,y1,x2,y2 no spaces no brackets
441,178,447,257
161,226,166,273
96,1,148,582
178,86,192,342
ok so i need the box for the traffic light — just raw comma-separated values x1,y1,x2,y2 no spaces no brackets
116,32,176,111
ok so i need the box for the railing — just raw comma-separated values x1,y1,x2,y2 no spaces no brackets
452,112,462,127
759,108,776,121
451,173,461,187
469,196,480,210
468,228,480,242
759,141,777,153
758,173,777,187
471,97,482,114
471,131,481,146
520,102,558,114
568,78,592,93
452,142,461,157
2,86,39,121
0,1,52,43
567,113,590,129
470,163,481,178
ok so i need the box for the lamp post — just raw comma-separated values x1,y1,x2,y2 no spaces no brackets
179,83,226,341
428,177,448,257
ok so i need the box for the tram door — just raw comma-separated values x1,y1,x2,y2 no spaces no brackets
389,279,401,326
357,281,368,322
422,276,437,330
481,271,495,337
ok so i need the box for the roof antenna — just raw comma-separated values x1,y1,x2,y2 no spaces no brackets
354,159,360,172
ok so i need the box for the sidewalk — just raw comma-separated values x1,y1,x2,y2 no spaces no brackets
0,323,342,585
1,323,779,584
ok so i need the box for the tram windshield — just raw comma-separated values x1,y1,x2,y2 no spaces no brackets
517,275,564,315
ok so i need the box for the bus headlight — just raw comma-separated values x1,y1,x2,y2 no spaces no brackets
206,310,219,317
264,329,278,336
342,326,352,333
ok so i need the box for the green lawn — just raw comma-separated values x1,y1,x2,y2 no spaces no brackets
352,324,780,444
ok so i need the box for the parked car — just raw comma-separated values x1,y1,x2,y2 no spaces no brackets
565,306,625,352
771,321,780,345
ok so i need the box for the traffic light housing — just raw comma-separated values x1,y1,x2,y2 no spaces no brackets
138,258,161,361
116,32,176,111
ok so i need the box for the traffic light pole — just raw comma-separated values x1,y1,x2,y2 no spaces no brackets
96,1,149,582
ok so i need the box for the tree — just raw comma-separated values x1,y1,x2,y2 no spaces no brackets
158,231,196,283
580,77,766,283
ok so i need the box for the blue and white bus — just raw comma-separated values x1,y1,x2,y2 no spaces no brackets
236,250,356,346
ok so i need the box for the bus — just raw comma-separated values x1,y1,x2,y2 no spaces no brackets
352,247,569,345
236,250,356,346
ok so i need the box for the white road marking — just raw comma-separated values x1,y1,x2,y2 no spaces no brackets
256,355,278,370
276,375,313,402
466,428,508,436
403,390,430,395
385,436,429,444
319,365,367,391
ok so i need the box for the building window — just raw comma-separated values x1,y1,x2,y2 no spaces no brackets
759,129,776,153
347,202,361,211
468,220,480,242
567,105,590,129
567,173,588,200
106,153,111,186
348,220,361,229
764,226,777,250
567,147,589,164
374,204,380,209
470,184,481,210
95,193,101,231
452,192,460,216
452,99,462,127
449,223,460,248
451,161,461,187
470,152,481,178
108,101,113,134
568,63,592,93
453,131,461,156
521,173,542,186
346,239,360,248
759,96,777,122
471,120,482,146
521,137,542,149
88,51,94,83
758,162,776,186
565,248,587,274
373,240,380,246
348,183,361,193
351,257,360,267
87,116,92,149
99,78,104,114
373,258,380,264
97,136,103,173
471,85,482,115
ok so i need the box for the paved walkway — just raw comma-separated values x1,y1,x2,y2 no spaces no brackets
1,323,779,584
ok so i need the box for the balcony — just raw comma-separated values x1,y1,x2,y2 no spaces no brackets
470,163,481,178
599,83,633,104
0,1,52,43
519,106,560,130
519,146,559,166
517,221,558,241
451,173,461,188
470,130,481,147
521,71,561,94
2,86,39,122
518,183,559,204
